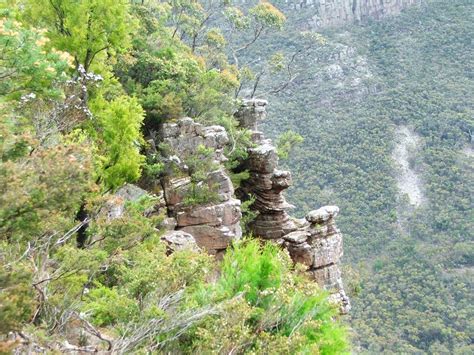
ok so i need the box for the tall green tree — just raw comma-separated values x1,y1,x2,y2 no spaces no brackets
90,95,145,189
24,0,136,71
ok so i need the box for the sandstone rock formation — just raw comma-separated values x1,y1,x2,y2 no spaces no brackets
158,118,242,255
148,103,350,313
234,99,297,239
284,206,350,313
235,100,351,313
158,117,229,167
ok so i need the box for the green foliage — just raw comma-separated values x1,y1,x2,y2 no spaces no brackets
185,145,217,180
0,138,94,243
0,262,35,334
0,15,72,99
86,195,162,254
121,42,238,125
24,0,136,71
225,2,286,32
277,129,304,160
240,195,259,237
182,183,219,207
83,286,140,327
90,95,145,190
182,145,219,207
223,7,249,30
186,239,349,354
215,240,286,304
249,1,286,30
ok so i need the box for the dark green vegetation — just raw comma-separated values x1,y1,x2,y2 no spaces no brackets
0,1,349,353
249,0,473,352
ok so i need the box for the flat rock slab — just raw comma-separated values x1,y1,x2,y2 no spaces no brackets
306,206,339,224
176,199,241,227
180,223,241,251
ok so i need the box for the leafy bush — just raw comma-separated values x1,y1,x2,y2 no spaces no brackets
185,240,349,354
0,262,35,335
90,95,145,190
182,144,220,207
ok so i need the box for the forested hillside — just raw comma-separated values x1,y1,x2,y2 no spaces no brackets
246,0,473,352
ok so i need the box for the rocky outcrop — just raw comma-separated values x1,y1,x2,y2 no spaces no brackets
235,99,297,239
284,206,350,313
236,0,421,29
158,118,242,254
235,100,350,313
161,230,200,253
148,103,350,312
158,117,229,167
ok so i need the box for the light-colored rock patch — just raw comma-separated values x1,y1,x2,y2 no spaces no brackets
393,126,425,207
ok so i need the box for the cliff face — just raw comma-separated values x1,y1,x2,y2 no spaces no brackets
240,0,421,29
309,0,421,28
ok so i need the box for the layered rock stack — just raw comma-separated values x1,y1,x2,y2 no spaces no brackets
283,206,351,313
235,100,350,313
158,118,242,255
234,99,297,239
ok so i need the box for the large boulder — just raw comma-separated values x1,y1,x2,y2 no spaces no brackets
161,230,200,253
306,206,340,224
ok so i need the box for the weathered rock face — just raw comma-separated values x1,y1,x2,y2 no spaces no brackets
263,0,422,29
235,100,297,240
161,230,200,254
284,206,350,313
309,0,421,29
159,117,229,167
159,118,242,254
236,0,421,29
235,100,350,313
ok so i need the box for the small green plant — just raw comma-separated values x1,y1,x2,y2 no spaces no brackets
277,130,304,160
182,183,219,207
182,145,220,206
240,194,259,234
